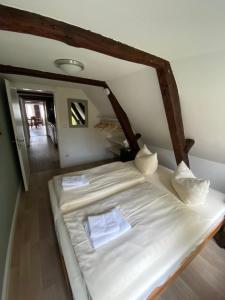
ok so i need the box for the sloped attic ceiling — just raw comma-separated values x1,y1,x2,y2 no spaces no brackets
2,70,170,153
1,0,225,60
1,0,225,164
0,31,146,81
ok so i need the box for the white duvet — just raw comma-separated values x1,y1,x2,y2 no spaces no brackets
64,182,212,300
53,161,145,213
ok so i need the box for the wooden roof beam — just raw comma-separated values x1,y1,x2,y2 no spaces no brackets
0,63,140,153
0,4,167,70
0,64,107,87
0,4,193,165
105,85,140,153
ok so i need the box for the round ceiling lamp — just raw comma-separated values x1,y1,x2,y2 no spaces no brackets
55,59,84,75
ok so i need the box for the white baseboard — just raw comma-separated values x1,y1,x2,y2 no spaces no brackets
1,184,22,300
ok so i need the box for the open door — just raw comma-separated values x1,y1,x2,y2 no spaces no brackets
5,80,30,191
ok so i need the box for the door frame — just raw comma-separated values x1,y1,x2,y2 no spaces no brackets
5,80,30,191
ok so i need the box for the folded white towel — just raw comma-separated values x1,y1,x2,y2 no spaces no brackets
85,208,131,249
88,208,120,239
62,175,89,190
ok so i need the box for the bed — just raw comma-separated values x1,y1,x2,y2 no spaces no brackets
52,161,145,214
48,162,225,300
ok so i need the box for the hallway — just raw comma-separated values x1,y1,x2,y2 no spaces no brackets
29,126,59,173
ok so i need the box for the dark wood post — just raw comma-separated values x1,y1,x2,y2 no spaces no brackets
105,86,140,154
157,64,194,166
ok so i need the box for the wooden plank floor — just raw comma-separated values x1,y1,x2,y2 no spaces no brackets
29,126,59,173
8,163,225,300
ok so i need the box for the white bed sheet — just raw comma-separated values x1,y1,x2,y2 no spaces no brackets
53,161,145,214
49,164,225,300
63,182,225,300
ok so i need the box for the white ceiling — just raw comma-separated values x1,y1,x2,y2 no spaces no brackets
1,0,225,62
0,30,146,81
1,0,225,83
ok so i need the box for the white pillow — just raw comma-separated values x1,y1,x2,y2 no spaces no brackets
136,144,151,158
171,161,210,206
134,145,158,176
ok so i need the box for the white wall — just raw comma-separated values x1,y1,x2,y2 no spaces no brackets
108,61,225,163
25,102,45,119
82,85,115,118
108,67,172,149
172,51,225,164
13,81,112,167
107,65,225,193
54,86,112,167
149,145,225,194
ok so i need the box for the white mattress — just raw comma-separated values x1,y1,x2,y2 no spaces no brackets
53,161,145,214
48,164,225,300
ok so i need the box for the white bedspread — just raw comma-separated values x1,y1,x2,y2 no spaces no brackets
63,181,213,300
146,165,225,227
53,161,145,213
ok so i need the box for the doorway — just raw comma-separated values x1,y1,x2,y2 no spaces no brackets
26,101,46,136
18,90,60,173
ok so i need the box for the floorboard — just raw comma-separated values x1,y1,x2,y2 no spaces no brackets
28,125,59,173
8,162,225,300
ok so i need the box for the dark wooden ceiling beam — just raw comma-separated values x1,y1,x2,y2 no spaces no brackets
105,86,140,154
184,138,195,154
157,64,191,165
19,95,53,101
17,90,53,97
0,4,167,69
0,63,139,153
0,64,107,87
0,4,194,165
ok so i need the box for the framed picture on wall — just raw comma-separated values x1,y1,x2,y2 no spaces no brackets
68,99,88,128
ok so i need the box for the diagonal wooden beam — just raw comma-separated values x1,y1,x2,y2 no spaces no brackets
157,64,193,166
0,63,139,153
184,138,195,155
0,5,167,69
0,4,193,165
0,64,107,87
105,86,140,154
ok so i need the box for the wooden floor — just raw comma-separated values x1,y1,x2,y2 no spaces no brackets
29,126,59,173
8,163,225,300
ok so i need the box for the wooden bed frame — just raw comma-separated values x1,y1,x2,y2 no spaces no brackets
55,218,224,300
147,219,224,299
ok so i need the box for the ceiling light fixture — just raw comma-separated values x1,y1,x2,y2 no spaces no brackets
55,59,84,75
